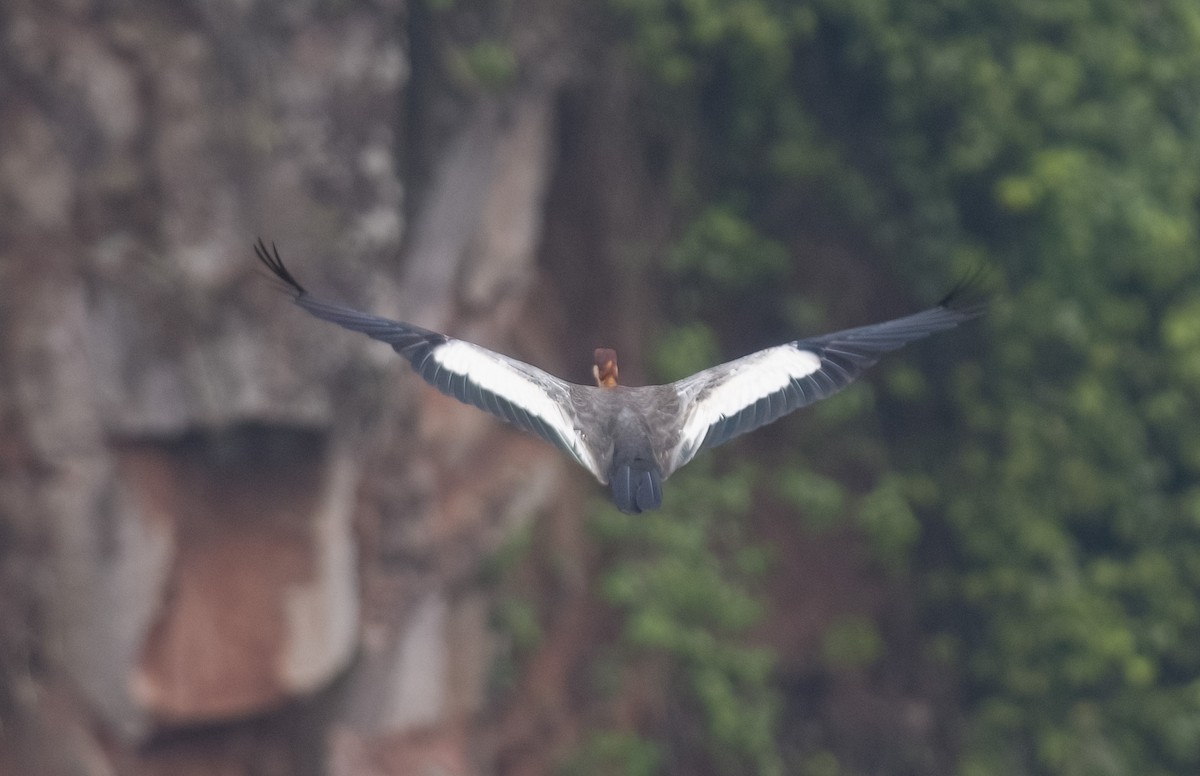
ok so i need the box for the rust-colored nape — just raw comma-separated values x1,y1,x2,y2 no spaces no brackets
593,348,619,388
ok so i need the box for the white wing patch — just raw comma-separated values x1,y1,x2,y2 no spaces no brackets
431,340,601,477
672,345,822,469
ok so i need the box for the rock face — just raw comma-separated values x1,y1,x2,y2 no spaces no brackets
119,430,360,726
0,0,601,773
1,0,406,756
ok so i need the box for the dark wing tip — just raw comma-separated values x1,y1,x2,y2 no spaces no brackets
253,238,307,297
937,265,995,319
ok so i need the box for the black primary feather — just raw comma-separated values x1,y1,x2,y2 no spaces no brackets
254,238,308,297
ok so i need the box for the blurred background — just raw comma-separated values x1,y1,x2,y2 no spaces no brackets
2,0,1199,774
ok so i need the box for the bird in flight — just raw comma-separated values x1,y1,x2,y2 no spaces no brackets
255,240,983,513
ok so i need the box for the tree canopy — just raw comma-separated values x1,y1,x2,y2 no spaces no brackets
589,0,1200,772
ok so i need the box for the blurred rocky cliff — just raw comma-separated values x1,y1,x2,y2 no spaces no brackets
0,1,676,773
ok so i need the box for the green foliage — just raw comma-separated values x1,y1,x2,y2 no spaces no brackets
480,519,535,582
483,522,543,698
494,597,542,652
855,474,921,573
651,321,721,383
776,469,846,531
559,730,662,776
821,615,885,671
606,0,1200,773
591,462,783,775
799,750,843,776
450,40,518,91
667,205,791,289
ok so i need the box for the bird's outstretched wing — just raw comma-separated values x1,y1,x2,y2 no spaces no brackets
667,291,985,474
255,240,602,478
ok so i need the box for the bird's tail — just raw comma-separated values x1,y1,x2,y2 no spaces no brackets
610,457,663,514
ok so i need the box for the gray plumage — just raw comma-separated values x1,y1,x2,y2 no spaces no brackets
256,240,983,513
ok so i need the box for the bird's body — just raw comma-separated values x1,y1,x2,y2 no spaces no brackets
255,240,982,513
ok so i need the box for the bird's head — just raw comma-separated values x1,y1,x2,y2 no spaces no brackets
593,348,619,388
